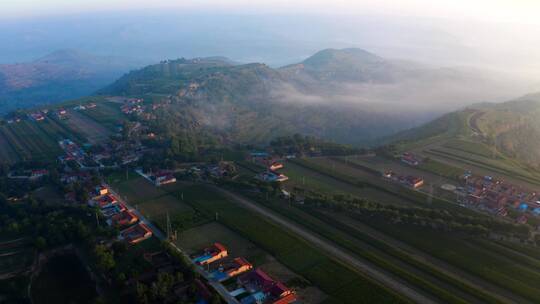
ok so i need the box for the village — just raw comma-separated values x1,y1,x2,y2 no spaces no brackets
4,96,540,304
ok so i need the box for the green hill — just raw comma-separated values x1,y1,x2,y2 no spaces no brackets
99,51,420,145
388,93,540,184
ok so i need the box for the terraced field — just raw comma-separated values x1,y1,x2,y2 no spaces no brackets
0,120,62,162
80,101,126,131
0,131,20,163
63,110,111,144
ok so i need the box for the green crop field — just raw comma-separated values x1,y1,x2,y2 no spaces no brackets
80,101,126,131
0,131,20,163
107,175,205,231
292,157,483,216
418,158,464,180
281,162,408,205
177,184,409,304
240,191,503,304
0,120,62,162
442,139,498,159
363,221,540,302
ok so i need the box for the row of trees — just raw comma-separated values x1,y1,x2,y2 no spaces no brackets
302,194,530,238
270,133,362,156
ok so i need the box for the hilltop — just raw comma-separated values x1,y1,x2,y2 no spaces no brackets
0,49,143,114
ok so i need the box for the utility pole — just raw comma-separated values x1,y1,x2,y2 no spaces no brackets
95,211,100,226
215,212,219,221
166,211,171,240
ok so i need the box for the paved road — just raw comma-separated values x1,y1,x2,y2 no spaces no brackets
105,183,240,304
211,186,438,304
331,212,528,304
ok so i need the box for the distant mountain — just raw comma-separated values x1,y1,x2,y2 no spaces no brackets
388,93,540,168
280,48,400,84
0,49,144,114
99,48,532,145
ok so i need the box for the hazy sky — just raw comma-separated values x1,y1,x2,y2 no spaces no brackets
1,0,540,82
4,0,540,24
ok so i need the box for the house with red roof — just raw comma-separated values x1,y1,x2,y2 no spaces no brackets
237,269,296,304
401,152,420,166
269,162,284,171
211,257,253,281
154,172,176,186
192,243,228,265
120,223,153,244
90,194,118,209
30,169,49,180
110,210,138,227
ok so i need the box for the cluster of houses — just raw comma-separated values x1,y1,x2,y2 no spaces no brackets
251,152,289,183
459,174,540,223
191,243,296,304
121,98,144,115
58,139,86,164
88,185,153,244
401,152,422,166
383,171,425,189
58,136,148,170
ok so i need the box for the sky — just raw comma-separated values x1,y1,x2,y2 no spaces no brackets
1,0,540,81
3,0,540,25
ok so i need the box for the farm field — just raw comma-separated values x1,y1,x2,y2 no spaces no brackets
277,176,540,304
177,184,409,304
281,161,408,205
110,173,329,303
0,131,19,163
423,148,540,188
107,175,205,232
63,110,111,144
294,157,489,216
360,219,540,303
80,101,126,131
0,120,62,162
242,192,507,304
342,155,458,185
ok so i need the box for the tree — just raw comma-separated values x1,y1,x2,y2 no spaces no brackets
136,282,150,304
94,245,115,273
34,236,47,250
